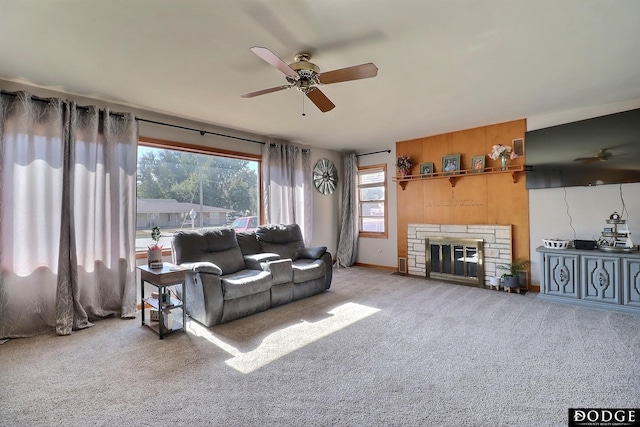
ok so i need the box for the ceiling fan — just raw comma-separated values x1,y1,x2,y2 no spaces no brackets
574,148,628,163
241,46,378,113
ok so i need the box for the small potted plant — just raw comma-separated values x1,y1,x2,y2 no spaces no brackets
497,258,530,290
147,226,163,267
396,155,413,177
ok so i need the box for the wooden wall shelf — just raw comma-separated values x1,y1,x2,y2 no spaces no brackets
393,165,525,190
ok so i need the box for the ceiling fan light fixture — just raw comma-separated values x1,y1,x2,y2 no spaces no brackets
288,53,320,79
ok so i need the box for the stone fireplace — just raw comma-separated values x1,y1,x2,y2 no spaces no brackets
407,224,513,287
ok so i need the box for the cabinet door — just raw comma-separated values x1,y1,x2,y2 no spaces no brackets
543,253,579,298
623,258,640,308
581,255,620,304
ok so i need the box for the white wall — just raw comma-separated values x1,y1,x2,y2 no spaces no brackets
309,148,342,255
0,79,341,256
355,151,398,269
527,98,640,285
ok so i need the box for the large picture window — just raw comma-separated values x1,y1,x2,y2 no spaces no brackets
357,164,387,238
136,138,260,252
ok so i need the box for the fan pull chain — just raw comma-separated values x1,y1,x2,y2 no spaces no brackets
301,92,306,117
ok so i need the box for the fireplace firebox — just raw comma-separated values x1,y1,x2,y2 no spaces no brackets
426,237,484,286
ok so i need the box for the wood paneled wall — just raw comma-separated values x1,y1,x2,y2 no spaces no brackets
396,119,531,285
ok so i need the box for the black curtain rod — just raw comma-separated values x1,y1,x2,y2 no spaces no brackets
356,149,391,157
1,90,266,146
137,118,265,145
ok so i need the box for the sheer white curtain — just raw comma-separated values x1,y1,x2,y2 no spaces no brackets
0,92,138,338
336,153,358,267
262,142,312,241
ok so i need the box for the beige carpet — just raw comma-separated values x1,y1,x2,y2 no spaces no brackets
1,266,639,426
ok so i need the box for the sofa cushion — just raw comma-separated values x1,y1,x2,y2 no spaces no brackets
173,227,245,275
292,259,325,283
221,270,272,300
259,241,302,261
236,231,261,255
256,224,305,261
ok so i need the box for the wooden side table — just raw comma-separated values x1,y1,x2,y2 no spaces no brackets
138,263,186,339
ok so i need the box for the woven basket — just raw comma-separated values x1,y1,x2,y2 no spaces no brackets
542,239,570,249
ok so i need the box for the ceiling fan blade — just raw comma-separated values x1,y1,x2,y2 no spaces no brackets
250,46,299,78
318,62,378,84
574,157,601,163
241,85,291,98
306,88,335,112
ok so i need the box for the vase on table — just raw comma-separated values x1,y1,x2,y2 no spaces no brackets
147,248,163,267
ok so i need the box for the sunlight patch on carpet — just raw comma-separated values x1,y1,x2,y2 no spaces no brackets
187,302,380,374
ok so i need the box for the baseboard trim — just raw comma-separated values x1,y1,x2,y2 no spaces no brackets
353,262,397,272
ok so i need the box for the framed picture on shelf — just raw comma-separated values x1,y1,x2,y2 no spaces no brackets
442,154,460,175
471,155,485,173
512,138,525,156
419,162,435,175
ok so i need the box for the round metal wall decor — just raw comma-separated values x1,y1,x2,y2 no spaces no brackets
313,158,338,195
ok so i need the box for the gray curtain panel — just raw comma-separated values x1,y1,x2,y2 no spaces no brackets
261,142,312,242
336,153,358,267
0,92,138,338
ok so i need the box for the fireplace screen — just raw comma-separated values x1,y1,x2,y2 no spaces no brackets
426,237,484,286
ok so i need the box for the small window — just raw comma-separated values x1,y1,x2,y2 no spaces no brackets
357,164,387,238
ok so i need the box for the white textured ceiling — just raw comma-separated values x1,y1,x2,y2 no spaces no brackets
1,0,639,152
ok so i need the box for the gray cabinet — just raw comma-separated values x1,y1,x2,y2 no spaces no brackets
537,246,640,314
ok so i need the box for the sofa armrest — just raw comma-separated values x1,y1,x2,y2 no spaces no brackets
261,258,293,285
298,246,327,260
244,253,280,270
184,270,224,327
180,261,223,276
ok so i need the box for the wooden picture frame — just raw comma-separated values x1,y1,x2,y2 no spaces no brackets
442,154,460,175
419,162,434,175
512,138,525,157
471,155,485,173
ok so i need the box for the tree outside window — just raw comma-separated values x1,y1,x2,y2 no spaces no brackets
136,141,260,251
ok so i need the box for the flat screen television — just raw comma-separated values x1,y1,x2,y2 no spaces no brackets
525,108,640,189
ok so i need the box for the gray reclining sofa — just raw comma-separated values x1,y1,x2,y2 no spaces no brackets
172,223,333,327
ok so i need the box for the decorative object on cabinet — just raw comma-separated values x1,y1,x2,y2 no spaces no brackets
471,155,485,173
542,239,570,249
497,258,530,293
419,162,434,175
147,226,163,268
312,158,338,195
598,211,637,253
441,154,460,175
512,138,525,156
396,155,413,176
